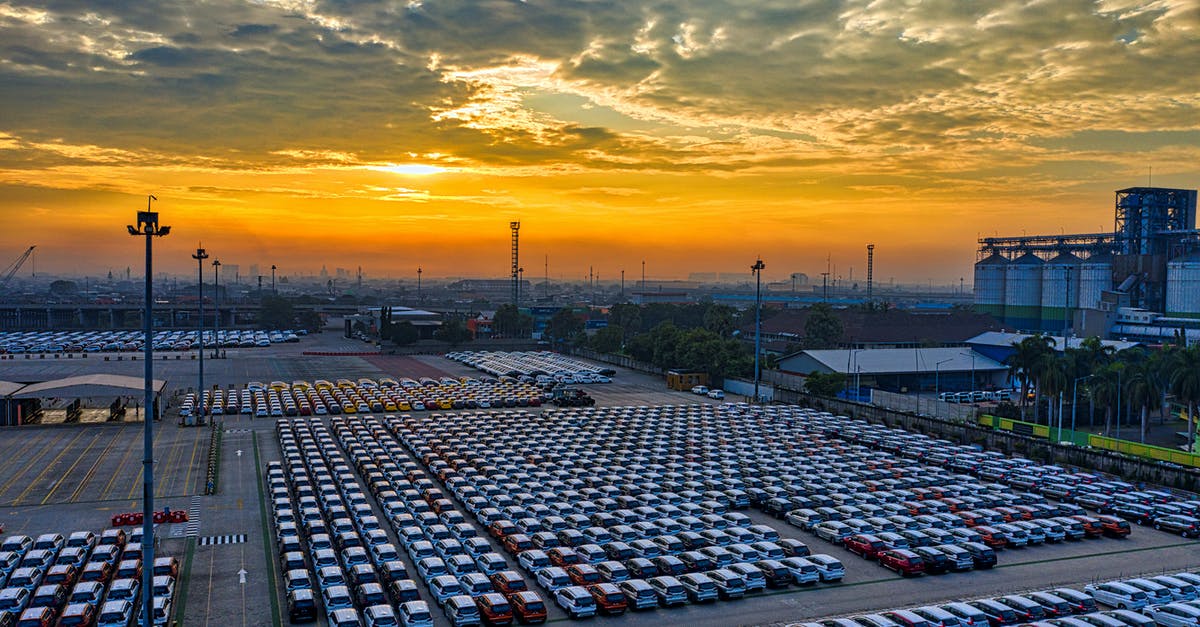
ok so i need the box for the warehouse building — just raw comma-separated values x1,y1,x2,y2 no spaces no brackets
777,347,1009,394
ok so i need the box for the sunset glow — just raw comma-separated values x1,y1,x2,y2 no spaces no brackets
0,1,1196,282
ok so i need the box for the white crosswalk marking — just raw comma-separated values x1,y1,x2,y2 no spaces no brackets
198,534,247,546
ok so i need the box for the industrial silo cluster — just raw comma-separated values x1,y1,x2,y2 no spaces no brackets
973,186,1199,335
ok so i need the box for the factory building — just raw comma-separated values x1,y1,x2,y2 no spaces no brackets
974,187,1199,338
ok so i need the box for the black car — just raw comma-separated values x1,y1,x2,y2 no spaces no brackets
911,547,950,575
287,589,319,624
753,560,793,589
1111,503,1155,525
1153,514,1200,537
1075,493,1114,513
959,542,997,569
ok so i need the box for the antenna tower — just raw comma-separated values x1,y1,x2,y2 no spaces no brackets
510,221,520,306
866,244,875,300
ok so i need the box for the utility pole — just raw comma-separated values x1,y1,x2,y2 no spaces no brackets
510,221,520,307
752,258,766,403
192,247,209,426
212,259,221,359
866,244,875,301
620,270,624,302
270,264,277,294
417,267,422,302
641,260,645,289
127,196,169,627
821,272,830,302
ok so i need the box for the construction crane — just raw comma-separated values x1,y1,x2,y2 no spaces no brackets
0,246,35,287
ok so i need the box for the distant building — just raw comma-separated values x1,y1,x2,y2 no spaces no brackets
778,347,1009,393
739,308,1001,353
222,264,240,283
964,331,1140,365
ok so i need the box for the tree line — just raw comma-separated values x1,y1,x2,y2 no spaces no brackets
1005,334,1200,450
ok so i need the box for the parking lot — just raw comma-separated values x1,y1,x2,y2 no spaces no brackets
0,421,206,507
0,336,1197,627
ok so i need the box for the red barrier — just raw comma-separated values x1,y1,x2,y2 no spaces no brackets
168,511,188,523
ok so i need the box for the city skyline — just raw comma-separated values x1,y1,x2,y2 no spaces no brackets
1,0,1197,282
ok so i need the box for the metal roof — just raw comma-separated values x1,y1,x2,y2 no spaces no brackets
965,332,1139,352
10,374,166,398
0,381,23,396
795,347,1008,375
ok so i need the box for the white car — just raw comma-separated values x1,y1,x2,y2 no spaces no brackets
690,385,709,395
1151,603,1200,627
707,389,725,399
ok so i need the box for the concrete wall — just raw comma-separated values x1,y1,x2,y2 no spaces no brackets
778,391,1200,493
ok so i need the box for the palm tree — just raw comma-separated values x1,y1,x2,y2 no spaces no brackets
1170,345,1200,453
1124,360,1161,444
1091,363,1122,437
1007,335,1054,422
1071,337,1115,427
1038,354,1070,436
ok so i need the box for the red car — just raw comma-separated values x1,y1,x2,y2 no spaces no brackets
476,592,514,626
587,583,627,615
879,549,925,577
566,564,601,586
509,590,547,624
489,571,528,596
844,534,887,561
1069,515,1104,538
489,520,518,540
973,526,1009,549
1094,515,1131,538
503,535,533,555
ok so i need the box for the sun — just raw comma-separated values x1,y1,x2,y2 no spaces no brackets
371,163,445,175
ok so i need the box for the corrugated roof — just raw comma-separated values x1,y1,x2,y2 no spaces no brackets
11,374,166,398
797,347,1007,375
0,381,24,396
965,331,1139,352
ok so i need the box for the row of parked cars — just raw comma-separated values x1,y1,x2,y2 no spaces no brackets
445,351,615,385
0,329,302,354
188,377,550,419
271,414,549,626
382,405,863,620
0,528,178,626
821,414,1200,539
798,572,1200,627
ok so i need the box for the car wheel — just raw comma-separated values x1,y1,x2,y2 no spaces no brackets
1118,604,1126,610
1154,523,1161,530
1135,519,1143,526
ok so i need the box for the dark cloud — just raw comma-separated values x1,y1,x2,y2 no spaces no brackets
0,0,1195,182
229,23,276,38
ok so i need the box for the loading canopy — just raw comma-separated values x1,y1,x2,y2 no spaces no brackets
9,374,166,398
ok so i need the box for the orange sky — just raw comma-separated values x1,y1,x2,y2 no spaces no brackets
1,1,1197,284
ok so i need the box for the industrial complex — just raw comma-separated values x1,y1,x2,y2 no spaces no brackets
974,187,1200,343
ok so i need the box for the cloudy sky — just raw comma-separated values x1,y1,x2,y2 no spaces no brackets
1,0,1197,284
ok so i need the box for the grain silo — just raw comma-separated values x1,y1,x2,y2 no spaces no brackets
1004,253,1044,331
973,253,1008,321
1077,253,1113,311
1166,253,1200,319
1041,252,1080,332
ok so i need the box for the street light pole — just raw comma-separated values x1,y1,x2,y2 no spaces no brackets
212,259,221,359
935,358,952,415
127,197,169,627
192,248,208,426
1071,375,1093,440
751,258,766,403
417,266,422,303
271,264,277,294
